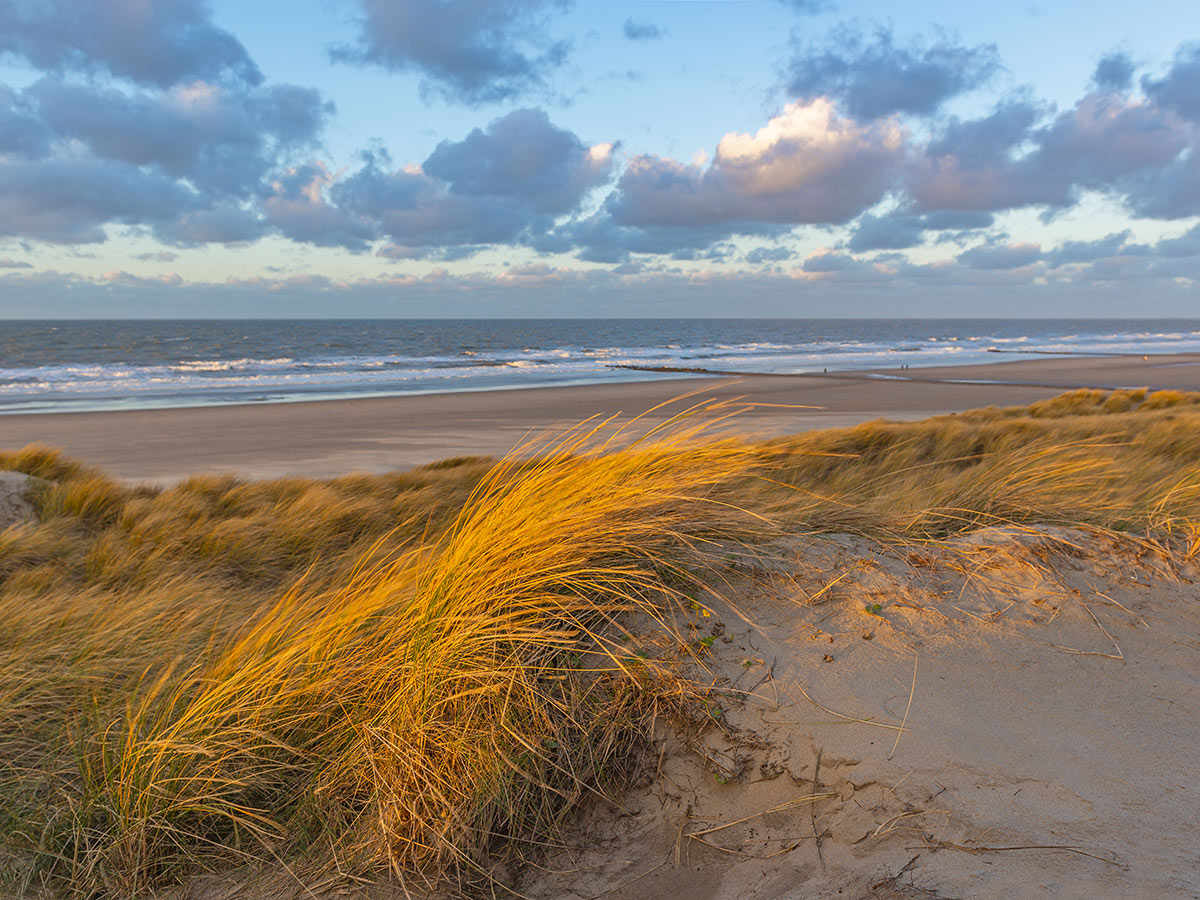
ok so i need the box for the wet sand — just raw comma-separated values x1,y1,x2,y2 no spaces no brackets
3,353,1199,482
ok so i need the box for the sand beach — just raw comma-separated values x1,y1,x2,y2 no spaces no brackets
6,353,1200,482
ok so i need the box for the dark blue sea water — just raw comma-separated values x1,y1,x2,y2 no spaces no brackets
3,319,1199,414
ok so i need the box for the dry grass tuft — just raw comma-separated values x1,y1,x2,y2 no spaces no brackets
757,388,1200,541
0,403,759,895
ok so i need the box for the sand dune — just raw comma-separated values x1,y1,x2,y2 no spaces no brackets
521,527,1200,899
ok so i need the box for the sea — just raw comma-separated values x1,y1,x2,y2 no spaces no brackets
2,318,1200,415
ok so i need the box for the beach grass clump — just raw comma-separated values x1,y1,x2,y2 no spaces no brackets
758,388,1200,539
0,407,758,895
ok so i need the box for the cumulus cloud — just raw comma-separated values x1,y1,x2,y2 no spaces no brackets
1142,44,1200,121
787,27,1000,119
608,99,904,231
265,109,613,254
422,109,614,212
0,0,260,87
261,162,377,251
333,0,572,104
541,99,906,262
155,201,265,246
0,0,333,247
623,19,667,41
0,157,199,244
1093,52,1135,92
908,93,1192,216
30,78,331,197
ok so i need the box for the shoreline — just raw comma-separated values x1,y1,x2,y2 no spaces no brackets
4,352,1200,482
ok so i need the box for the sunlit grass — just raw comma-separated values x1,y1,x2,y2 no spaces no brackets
0,402,760,895
758,387,1200,539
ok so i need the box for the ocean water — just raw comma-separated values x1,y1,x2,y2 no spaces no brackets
2,318,1200,414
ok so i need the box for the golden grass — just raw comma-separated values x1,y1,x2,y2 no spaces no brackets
3,388,1200,896
0,404,760,896
758,388,1200,540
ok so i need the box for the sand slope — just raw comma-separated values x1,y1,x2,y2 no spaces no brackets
522,527,1200,899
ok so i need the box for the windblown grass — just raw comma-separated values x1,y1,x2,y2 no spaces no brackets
758,388,1200,541
0,404,759,896
4,387,1200,896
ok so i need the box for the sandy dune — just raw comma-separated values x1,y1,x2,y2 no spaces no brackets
520,527,1200,899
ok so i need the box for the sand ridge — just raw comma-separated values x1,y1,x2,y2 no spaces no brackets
519,527,1200,899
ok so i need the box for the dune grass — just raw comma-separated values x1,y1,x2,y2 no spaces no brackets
3,388,1200,896
759,387,1200,542
0,405,760,896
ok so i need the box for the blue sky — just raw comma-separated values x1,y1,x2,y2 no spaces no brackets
1,0,1199,317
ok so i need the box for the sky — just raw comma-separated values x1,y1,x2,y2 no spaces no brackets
1,0,1200,317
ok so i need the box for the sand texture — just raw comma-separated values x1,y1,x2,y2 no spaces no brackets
519,527,1200,899
0,471,38,529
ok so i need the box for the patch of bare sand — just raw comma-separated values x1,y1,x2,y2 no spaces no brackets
518,527,1200,899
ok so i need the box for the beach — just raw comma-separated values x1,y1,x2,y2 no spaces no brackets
6,353,1200,481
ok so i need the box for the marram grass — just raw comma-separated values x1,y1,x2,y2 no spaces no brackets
0,402,762,896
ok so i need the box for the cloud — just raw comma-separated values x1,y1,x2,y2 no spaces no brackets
0,257,33,269
1093,52,1135,92
0,4,333,249
422,108,614,213
540,99,906,262
745,246,796,264
0,156,199,244
155,201,265,246
1142,44,1200,121
786,27,1000,119
333,0,572,104
1154,222,1200,258
623,19,667,41
134,251,180,262
924,97,1043,165
606,99,904,232
847,210,993,251
0,76,330,245
0,84,50,158
266,109,612,253
958,240,1042,269
0,0,260,88
908,93,1192,215
100,269,183,287
802,250,861,272
261,162,377,251
1044,231,1137,267
6,249,1200,319
30,78,332,197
